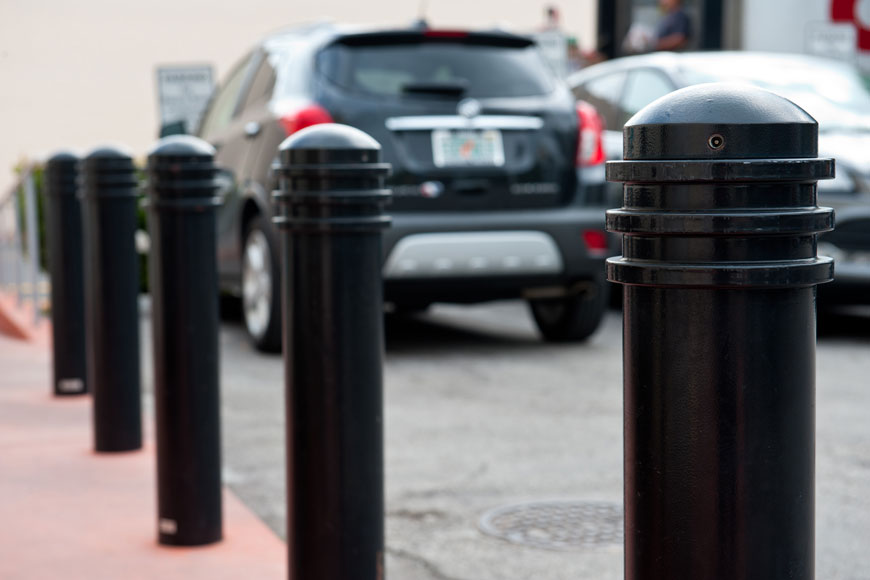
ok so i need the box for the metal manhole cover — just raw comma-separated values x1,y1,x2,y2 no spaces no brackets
479,500,623,551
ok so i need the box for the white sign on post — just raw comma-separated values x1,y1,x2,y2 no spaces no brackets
534,30,568,78
156,65,215,134
805,21,857,60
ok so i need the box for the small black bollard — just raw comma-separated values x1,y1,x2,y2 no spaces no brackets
79,146,142,452
274,124,391,580
146,136,222,546
44,152,87,396
606,83,834,580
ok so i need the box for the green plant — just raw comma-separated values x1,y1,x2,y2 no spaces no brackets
13,161,150,294
136,179,149,294
14,163,48,272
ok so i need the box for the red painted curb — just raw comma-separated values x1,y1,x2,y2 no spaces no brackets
0,291,31,340
0,329,285,579
0,291,50,346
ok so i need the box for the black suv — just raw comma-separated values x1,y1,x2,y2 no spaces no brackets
198,23,612,351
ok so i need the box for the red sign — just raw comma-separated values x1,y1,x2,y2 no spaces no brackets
831,0,870,50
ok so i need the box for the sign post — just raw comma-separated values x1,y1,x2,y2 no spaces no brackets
155,65,214,136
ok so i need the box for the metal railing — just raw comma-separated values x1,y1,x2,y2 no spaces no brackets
0,165,49,326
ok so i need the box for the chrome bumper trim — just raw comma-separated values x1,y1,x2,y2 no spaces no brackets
383,231,564,279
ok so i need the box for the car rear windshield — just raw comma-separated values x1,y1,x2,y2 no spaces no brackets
316,37,555,99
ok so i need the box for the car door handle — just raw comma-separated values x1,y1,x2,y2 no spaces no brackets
244,121,261,139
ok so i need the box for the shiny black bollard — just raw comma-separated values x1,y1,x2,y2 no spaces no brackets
274,124,391,580
606,84,835,580
44,152,87,396
79,147,142,452
146,136,222,546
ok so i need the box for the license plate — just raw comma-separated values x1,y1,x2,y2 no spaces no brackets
431,129,505,168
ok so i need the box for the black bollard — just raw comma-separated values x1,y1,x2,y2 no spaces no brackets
146,136,223,546
44,152,87,396
274,124,391,580
79,146,142,452
606,84,834,580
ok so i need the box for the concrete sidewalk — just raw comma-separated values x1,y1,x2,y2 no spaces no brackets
0,327,286,579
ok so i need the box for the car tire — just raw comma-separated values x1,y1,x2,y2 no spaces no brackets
528,283,608,342
242,216,282,352
390,301,431,316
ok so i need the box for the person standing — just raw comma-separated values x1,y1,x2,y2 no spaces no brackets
655,0,692,51
536,4,569,76
542,5,562,31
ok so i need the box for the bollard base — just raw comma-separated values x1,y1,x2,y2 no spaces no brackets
158,530,223,547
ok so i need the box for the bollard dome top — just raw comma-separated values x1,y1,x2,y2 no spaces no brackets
279,123,380,153
78,145,137,199
628,83,815,126
148,135,216,158
278,123,387,168
622,82,819,159
83,144,134,161
145,135,219,202
45,150,79,165
44,150,79,197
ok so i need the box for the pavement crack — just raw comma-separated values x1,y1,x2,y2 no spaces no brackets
398,462,491,500
388,508,448,522
387,547,471,580
459,461,489,486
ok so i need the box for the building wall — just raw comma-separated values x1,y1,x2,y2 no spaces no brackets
740,0,828,53
0,0,596,194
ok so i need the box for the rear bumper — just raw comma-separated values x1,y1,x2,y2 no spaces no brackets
382,205,612,304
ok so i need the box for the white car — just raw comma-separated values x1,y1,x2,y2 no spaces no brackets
569,51,870,305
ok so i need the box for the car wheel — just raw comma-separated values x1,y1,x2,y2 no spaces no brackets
242,216,281,352
528,283,608,342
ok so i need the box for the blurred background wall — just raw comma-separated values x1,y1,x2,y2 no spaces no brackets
0,0,597,193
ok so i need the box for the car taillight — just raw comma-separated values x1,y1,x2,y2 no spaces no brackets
424,30,469,38
583,229,610,257
576,101,605,167
279,104,333,136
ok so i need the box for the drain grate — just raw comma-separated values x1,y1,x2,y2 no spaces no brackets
479,500,623,551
